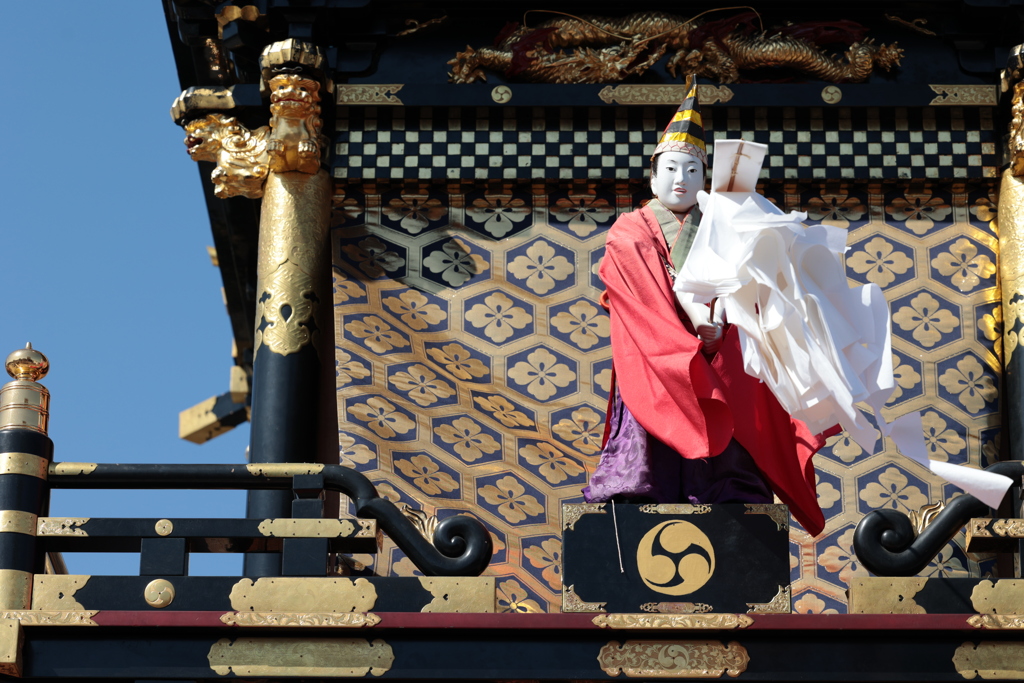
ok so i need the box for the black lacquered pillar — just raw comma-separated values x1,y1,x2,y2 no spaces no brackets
243,42,332,578
0,345,53,610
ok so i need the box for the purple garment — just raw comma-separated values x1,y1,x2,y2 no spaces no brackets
583,389,772,505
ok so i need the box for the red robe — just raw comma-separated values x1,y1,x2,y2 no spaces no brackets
599,204,830,536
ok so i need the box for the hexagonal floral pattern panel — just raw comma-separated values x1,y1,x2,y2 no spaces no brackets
332,179,1002,614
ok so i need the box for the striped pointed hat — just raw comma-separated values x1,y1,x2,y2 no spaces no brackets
653,75,707,164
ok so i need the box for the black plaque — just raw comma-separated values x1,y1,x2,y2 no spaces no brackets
562,503,790,613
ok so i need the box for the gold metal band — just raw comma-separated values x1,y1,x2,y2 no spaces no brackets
0,571,32,611
0,512,36,536
0,453,47,479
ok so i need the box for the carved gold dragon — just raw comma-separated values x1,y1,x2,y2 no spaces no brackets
447,11,902,85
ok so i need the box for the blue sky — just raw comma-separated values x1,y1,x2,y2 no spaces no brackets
0,2,250,574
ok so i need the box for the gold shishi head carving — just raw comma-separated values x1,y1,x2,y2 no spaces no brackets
268,74,322,116
266,74,325,175
183,113,270,199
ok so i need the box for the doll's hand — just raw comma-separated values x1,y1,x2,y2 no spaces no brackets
697,322,723,355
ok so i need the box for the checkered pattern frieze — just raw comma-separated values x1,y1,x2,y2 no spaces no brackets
334,106,999,181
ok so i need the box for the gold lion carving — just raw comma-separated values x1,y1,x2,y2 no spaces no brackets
448,11,902,85
180,73,326,199
266,74,326,175
184,113,270,199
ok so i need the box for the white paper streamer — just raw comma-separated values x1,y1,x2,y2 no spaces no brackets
672,139,1013,510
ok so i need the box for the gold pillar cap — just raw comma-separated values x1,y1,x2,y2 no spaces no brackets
5,344,48,382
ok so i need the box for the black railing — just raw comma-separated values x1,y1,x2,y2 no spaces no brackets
47,463,493,577
853,461,1024,576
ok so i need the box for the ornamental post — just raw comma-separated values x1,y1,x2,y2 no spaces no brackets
0,345,53,610
172,39,333,576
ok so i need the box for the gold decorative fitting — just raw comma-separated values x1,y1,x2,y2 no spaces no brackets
246,463,325,477
0,619,20,677
562,584,606,613
5,344,48,382
220,612,381,628
215,4,262,28
593,614,753,630
640,602,713,614
0,511,36,537
31,575,88,611
253,171,331,360
0,453,48,479
928,85,998,106
144,579,175,608
37,518,89,537
208,637,395,677
821,86,843,104
400,504,438,542
0,611,98,626
229,577,377,613
992,519,1024,537
743,504,789,531
356,520,376,539
746,585,790,614
598,84,734,105
491,85,512,103
971,580,1024,615
155,519,173,536
0,571,31,613
449,12,900,85
257,518,356,538
909,501,945,535
598,639,750,678
336,84,404,106
954,641,1024,679
847,577,927,614
967,519,1000,552
419,577,496,613
48,463,97,476
260,38,326,75
169,86,239,124
562,503,607,531
638,504,712,515
970,615,1024,630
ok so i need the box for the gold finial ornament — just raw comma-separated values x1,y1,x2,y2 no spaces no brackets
0,345,50,434
5,344,48,382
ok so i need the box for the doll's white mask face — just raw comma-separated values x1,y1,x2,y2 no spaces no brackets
651,151,704,213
